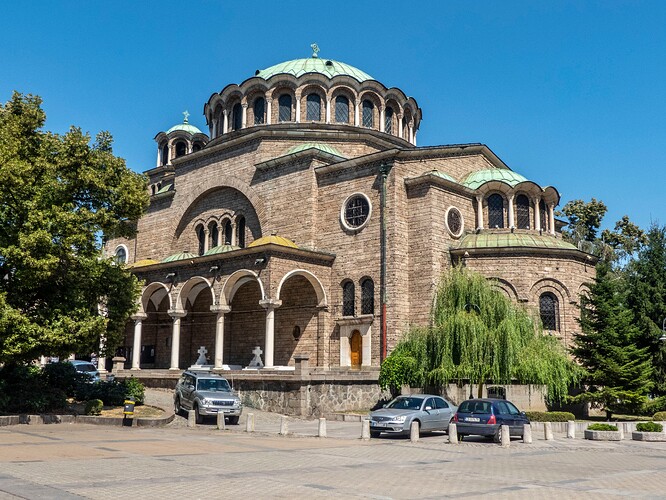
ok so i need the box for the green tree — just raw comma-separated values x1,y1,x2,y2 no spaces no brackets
571,261,654,417
0,92,149,363
558,198,608,244
379,266,581,402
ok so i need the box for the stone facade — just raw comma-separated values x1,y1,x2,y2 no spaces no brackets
104,54,594,394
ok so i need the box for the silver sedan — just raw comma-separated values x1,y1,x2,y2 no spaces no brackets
368,394,457,437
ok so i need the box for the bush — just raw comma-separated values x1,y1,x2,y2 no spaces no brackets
636,421,663,433
653,411,666,421
525,411,575,422
0,363,68,414
641,397,666,416
587,423,618,431
123,377,145,405
84,399,104,416
41,362,84,395
378,353,421,392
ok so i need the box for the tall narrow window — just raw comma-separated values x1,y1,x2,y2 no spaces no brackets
254,98,265,125
197,225,205,256
209,222,219,249
385,107,393,134
306,94,321,121
540,292,559,331
175,141,187,158
224,220,233,245
487,194,505,228
232,103,242,131
278,94,292,122
539,200,548,231
516,194,530,229
236,216,246,248
342,281,355,317
114,246,127,265
360,278,374,315
362,100,374,128
161,143,169,165
335,95,349,123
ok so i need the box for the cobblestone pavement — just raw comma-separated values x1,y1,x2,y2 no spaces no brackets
0,389,664,499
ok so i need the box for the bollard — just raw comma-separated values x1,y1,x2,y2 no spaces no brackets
448,423,458,444
318,417,327,438
544,421,554,441
245,412,255,433
217,412,226,430
280,416,289,436
361,419,370,440
410,421,419,443
122,397,135,427
500,424,510,447
523,423,532,444
567,420,575,439
188,409,196,428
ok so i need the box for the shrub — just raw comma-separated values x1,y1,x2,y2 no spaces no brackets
0,363,68,414
525,411,575,422
636,421,663,433
41,362,83,396
122,377,145,405
587,423,618,431
641,397,666,416
84,399,104,416
653,411,666,421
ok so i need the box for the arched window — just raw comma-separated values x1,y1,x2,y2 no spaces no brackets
278,94,292,122
335,95,349,123
175,141,187,158
362,100,374,128
516,194,530,229
114,246,127,265
161,143,169,165
232,103,242,131
236,216,246,248
385,107,393,134
487,194,505,228
306,93,321,121
539,200,548,231
151,185,156,195
209,222,219,249
254,98,265,125
342,281,355,317
540,292,559,331
197,225,205,256
224,220,233,245
360,278,374,315
192,143,202,152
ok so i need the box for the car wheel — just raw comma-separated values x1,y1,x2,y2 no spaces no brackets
458,433,466,441
174,396,182,417
194,404,203,424
227,416,239,425
370,431,381,438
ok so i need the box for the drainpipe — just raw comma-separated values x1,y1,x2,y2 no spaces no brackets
379,162,392,362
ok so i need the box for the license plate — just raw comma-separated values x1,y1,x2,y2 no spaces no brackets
372,422,387,427
465,417,480,422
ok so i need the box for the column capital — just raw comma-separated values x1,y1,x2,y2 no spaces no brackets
259,299,282,310
131,313,148,321
210,304,231,314
168,309,187,318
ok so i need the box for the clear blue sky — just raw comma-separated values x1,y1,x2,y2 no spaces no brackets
2,1,663,231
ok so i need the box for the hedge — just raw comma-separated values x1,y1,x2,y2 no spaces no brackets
587,423,618,431
525,411,575,422
636,421,663,433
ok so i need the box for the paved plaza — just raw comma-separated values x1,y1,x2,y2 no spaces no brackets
1,414,666,499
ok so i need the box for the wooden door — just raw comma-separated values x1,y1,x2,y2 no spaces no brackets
350,330,362,369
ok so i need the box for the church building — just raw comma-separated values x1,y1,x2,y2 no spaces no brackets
104,47,593,407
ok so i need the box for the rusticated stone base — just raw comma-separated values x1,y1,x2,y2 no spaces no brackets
632,431,666,441
585,429,622,441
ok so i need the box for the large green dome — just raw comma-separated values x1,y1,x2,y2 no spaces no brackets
255,57,373,82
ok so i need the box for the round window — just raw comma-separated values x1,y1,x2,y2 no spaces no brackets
446,207,464,237
341,193,372,231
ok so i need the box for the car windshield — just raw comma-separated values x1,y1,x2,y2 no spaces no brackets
75,363,96,373
386,397,422,410
196,378,231,392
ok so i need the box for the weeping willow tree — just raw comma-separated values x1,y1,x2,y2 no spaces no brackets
379,266,582,402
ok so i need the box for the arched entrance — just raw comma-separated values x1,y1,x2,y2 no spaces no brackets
350,330,362,369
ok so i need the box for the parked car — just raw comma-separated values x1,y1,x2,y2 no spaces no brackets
453,398,530,442
368,394,457,437
174,371,242,424
69,360,100,383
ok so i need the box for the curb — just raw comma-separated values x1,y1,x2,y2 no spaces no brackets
0,411,174,428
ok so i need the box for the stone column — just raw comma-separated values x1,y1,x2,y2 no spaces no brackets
397,114,403,139
325,97,331,123
295,95,301,123
259,299,282,368
222,109,228,134
155,149,160,168
508,194,515,229
168,310,187,370
548,204,555,235
97,335,107,373
408,123,414,144
413,130,417,146
130,313,147,370
210,305,231,369
231,220,237,246
379,107,385,132
266,98,272,125
476,195,484,230
203,228,210,253
241,103,248,129
533,196,541,231
354,100,360,126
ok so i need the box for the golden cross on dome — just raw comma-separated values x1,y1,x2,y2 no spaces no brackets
183,110,190,123
311,43,320,58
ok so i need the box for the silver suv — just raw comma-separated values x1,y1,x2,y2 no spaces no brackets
174,371,242,424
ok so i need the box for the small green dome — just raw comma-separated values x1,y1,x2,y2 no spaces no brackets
256,58,373,82
287,143,346,158
462,169,530,190
162,251,198,263
455,233,578,251
204,244,240,256
166,111,204,135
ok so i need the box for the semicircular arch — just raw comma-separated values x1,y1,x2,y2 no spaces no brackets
175,276,215,311
140,282,172,313
220,269,266,306
276,269,327,307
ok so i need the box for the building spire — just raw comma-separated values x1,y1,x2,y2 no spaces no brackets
311,43,319,58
